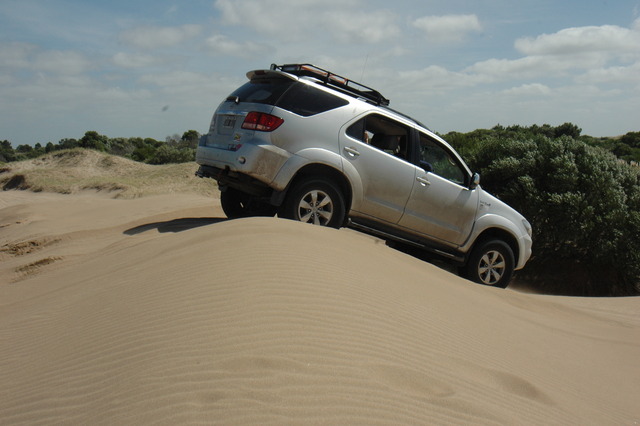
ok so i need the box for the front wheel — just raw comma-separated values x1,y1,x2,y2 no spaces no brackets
463,240,514,288
220,188,277,219
279,178,345,228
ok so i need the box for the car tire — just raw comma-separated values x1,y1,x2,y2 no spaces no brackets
280,178,345,228
220,188,277,219
464,239,514,288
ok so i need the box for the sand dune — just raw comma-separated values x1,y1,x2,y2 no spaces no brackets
1,188,639,425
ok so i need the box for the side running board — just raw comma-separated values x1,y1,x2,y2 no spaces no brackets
347,220,466,264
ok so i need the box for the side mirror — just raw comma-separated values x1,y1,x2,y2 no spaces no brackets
469,173,480,190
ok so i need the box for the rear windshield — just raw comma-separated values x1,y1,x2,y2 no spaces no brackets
230,78,293,105
228,79,348,117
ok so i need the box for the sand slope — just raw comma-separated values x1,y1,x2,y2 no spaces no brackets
1,191,639,425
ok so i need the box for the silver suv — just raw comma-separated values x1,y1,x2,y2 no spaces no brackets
196,63,532,288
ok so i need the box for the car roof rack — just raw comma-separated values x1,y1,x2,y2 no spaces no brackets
271,63,390,106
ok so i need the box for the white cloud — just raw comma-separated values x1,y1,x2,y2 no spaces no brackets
213,0,399,44
0,42,91,76
515,20,640,57
576,62,640,86
0,42,91,75
463,54,603,82
464,19,640,85
204,34,267,57
324,9,400,43
216,0,328,35
412,14,482,42
396,65,480,93
0,41,37,69
119,24,202,49
138,71,218,94
501,83,552,96
112,52,169,68
33,50,92,75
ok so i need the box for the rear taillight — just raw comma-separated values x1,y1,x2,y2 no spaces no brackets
241,112,284,132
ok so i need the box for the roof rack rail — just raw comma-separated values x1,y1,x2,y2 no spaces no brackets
270,63,390,106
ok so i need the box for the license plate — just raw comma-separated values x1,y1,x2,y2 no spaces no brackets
223,116,236,127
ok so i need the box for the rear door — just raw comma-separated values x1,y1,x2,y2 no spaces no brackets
339,113,415,224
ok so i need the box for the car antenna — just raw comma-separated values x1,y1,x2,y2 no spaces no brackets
360,53,369,82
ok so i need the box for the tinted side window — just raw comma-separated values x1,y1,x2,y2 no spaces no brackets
230,78,294,105
419,133,466,185
276,83,348,116
346,118,365,141
347,114,411,161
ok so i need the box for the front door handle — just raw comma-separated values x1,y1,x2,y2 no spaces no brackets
344,147,360,157
416,176,431,186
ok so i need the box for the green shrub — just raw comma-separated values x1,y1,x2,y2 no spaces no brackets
469,135,640,296
147,145,195,165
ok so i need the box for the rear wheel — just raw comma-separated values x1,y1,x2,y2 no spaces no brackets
280,178,345,228
220,188,277,219
463,240,514,288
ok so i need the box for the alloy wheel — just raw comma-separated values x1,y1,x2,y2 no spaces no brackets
478,250,506,285
297,189,334,225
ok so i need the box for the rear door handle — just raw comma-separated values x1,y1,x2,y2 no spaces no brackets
344,147,360,157
416,176,431,186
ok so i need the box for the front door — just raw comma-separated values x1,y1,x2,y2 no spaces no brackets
398,132,479,246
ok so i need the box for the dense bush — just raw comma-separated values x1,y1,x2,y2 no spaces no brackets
0,131,198,164
587,131,640,164
147,145,195,164
1,140,18,162
469,134,640,296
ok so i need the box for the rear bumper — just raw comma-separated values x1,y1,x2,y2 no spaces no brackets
195,164,274,197
195,140,291,187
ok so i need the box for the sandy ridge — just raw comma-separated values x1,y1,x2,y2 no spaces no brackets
0,191,639,425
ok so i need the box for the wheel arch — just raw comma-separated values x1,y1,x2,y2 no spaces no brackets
467,227,520,268
286,163,353,215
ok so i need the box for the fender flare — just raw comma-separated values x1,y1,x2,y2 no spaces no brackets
462,213,526,268
270,148,363,211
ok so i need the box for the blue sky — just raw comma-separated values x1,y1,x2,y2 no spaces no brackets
1,0,639,146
